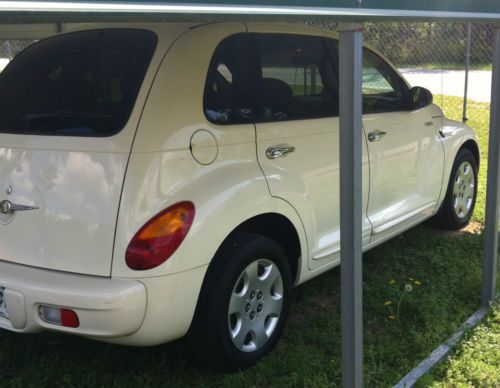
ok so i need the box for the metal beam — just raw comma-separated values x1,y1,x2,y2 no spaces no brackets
462,23,471,123
0,23,58,39
2,2,500,23
482,28,500,307
339,22,363,388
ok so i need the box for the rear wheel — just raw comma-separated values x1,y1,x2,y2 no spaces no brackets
433,148,478,230
189,233,292,371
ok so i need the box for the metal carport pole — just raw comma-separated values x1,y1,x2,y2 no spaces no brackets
338,22,364,388
481,27,500,307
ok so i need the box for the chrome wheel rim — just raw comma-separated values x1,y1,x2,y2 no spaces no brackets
228,259,284,353
453,161,475,219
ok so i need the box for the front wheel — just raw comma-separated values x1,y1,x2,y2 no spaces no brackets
433,147,478,230
189,233,292,371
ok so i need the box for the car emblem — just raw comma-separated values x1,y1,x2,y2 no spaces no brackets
0,200,39,215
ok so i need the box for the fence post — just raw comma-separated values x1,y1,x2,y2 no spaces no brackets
462,23,471,123
338,22,364,388
481,27,500,307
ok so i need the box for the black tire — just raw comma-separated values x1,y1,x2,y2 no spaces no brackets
433,148,478,230
189,232,292,371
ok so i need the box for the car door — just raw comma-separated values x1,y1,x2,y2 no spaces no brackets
361,48,445,238
251,29,372,269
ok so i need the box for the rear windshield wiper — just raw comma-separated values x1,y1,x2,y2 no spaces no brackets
22,110,112,122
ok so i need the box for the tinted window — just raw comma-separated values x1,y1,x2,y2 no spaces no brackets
0,29,157,137
204,34,257,125
362,49,410,113
255,34,338,122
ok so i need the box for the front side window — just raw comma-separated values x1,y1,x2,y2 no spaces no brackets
0,29,157,137
255,34,338,122
362,49,410,113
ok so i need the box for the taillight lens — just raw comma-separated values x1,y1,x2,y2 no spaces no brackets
125,201,195,270
40,306,80,328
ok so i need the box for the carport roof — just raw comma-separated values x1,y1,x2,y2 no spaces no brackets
2,0,500,23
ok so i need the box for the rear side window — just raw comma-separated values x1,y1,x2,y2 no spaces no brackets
255,34,338,122
0,29,157,137
204,34,257,125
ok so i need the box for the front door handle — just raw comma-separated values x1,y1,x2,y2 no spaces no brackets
367,130,387,142
266,144,296,159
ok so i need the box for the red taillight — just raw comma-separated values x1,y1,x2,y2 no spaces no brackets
125,201,195,270
61,309,80,328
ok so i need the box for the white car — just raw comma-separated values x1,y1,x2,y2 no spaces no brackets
0,23,478,370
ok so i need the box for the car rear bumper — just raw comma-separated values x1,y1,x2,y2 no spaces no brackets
0,259,146,338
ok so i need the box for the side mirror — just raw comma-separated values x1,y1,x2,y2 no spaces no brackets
410,86,433,110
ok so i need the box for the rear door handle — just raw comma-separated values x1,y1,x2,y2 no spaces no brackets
367,130,387,142
266,144,296,159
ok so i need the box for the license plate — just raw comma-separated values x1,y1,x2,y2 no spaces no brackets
0,287,8,319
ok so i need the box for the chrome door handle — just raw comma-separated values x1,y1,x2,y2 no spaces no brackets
367,130,387,142
266,144,296,159
0,200,39,214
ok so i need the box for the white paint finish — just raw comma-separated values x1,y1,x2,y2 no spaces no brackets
190,129,218,165
256,117,372,270
101,265,209,346
0,148,128,276
112,145,308,278
436,117,478,207
363,105,445,234
131,23,248,152
0,22,481,346
0,23,189,276
111,22,310,278
0,259,146,336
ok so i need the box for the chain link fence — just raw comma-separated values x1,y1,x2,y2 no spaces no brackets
363,22,493,132
311,22,493,133
0,39,36,71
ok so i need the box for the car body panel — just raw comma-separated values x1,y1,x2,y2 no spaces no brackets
112,23,309,279
0,259,146,337
0,23,481,347
0,25,189,276
363,104,445,238
255,117,372,270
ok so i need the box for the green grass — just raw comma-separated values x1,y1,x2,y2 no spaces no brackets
0,96,497,387
421,304,500,387
0,226,492,387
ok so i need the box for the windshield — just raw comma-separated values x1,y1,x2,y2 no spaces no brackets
0,29,157,137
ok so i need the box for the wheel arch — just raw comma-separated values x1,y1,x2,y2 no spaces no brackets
231,213,302,283
460,139,480,168
187,212,303,346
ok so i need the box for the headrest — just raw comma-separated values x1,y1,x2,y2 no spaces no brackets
260,77,294,110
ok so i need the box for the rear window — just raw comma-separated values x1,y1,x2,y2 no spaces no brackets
0,29,157,137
